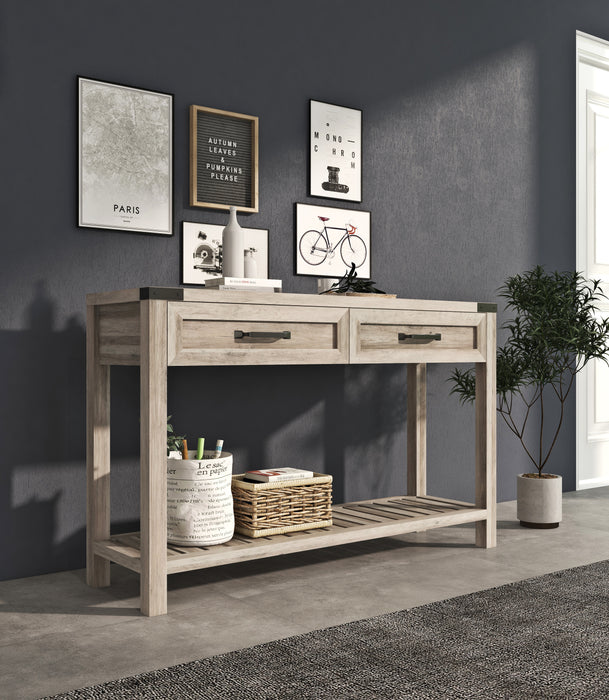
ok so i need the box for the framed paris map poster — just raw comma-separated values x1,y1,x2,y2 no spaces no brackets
78,77,173,235
309,100,362,203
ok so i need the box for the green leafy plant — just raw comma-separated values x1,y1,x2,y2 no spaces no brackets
450,266,609,477
167,416,185,456
322,263,386,294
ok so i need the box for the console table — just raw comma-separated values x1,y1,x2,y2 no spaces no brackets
86,288,496,616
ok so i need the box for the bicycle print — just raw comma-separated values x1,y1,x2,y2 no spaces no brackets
295,204,371,278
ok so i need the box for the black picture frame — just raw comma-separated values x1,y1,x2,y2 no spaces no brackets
78,76,174,236
181,221,269,286
294,202,371,279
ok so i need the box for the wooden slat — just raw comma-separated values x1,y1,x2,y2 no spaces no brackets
327,519,353,528
378,500,442,515
413,495,475,508
386,499,447,513
332,506,379,525
341,504,401,520
365,502,426,517
330,513,377,526
94,540,141,573
332,505,388,523
112,533,143,551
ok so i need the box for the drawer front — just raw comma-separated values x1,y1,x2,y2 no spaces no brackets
168,302,349,365
350,309,486,364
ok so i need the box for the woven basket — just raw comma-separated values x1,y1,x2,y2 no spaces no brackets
231,473,332,537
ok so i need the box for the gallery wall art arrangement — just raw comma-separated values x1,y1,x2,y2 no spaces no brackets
78,77,370,283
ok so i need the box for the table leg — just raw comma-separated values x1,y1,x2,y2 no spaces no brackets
140,299,168,616
475,314,497,548
86,305,111,588
407,363,427,497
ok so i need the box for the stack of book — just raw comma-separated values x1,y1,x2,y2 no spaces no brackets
244,467,314,483
204,277,282,293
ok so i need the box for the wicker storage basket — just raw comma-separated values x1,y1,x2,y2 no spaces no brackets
231,473,332,537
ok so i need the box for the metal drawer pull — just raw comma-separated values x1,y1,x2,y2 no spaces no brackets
234,330,291,340
398,333,442,342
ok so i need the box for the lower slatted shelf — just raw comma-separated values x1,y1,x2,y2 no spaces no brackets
93,495,487,575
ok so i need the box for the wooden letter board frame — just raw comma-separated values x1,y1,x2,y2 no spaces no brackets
190,105,259,213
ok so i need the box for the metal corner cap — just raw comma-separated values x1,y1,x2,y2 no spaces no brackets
140,287,184,301
477,302,497,313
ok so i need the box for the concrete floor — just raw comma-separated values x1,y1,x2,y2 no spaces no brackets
2,487,609,700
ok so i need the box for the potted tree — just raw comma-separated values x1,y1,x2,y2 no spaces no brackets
450,266,609,527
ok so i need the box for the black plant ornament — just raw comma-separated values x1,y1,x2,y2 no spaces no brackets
322,264,386,294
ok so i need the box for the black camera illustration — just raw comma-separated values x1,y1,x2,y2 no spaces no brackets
322,166,349,194
193,230,222,274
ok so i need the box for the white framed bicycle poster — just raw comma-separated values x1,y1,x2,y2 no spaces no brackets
309,100,362,203
295,203,370,278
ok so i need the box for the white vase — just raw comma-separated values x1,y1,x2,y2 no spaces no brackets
222,206,244,277
166,451,234,546
244,249,258,278
516,473,562,528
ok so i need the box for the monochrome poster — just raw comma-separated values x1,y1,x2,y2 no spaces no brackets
78,77,173,235
182,222,268,285
310,100,362,202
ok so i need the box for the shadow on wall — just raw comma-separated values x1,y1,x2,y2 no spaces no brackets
168,361,409,505
0,282,146,581
0,281,88,579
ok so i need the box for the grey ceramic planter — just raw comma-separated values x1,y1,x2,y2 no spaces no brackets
516,473,562,528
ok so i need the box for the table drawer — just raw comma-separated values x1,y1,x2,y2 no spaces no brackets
350,309,486,363
168,302,349,365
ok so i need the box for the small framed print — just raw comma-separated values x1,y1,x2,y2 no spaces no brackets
78,77,173,235
190,105,259,213
310,100,362,203
182,222,268,285
295,203,370,278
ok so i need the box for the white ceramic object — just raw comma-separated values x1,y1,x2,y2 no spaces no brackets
222,206,244,277
516,473,562,528
244,248,258,278
317,278,338,293
167,451,234,545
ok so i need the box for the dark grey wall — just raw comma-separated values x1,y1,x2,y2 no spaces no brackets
2,0,608,580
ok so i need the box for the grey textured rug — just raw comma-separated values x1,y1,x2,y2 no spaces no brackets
44,560,609,699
